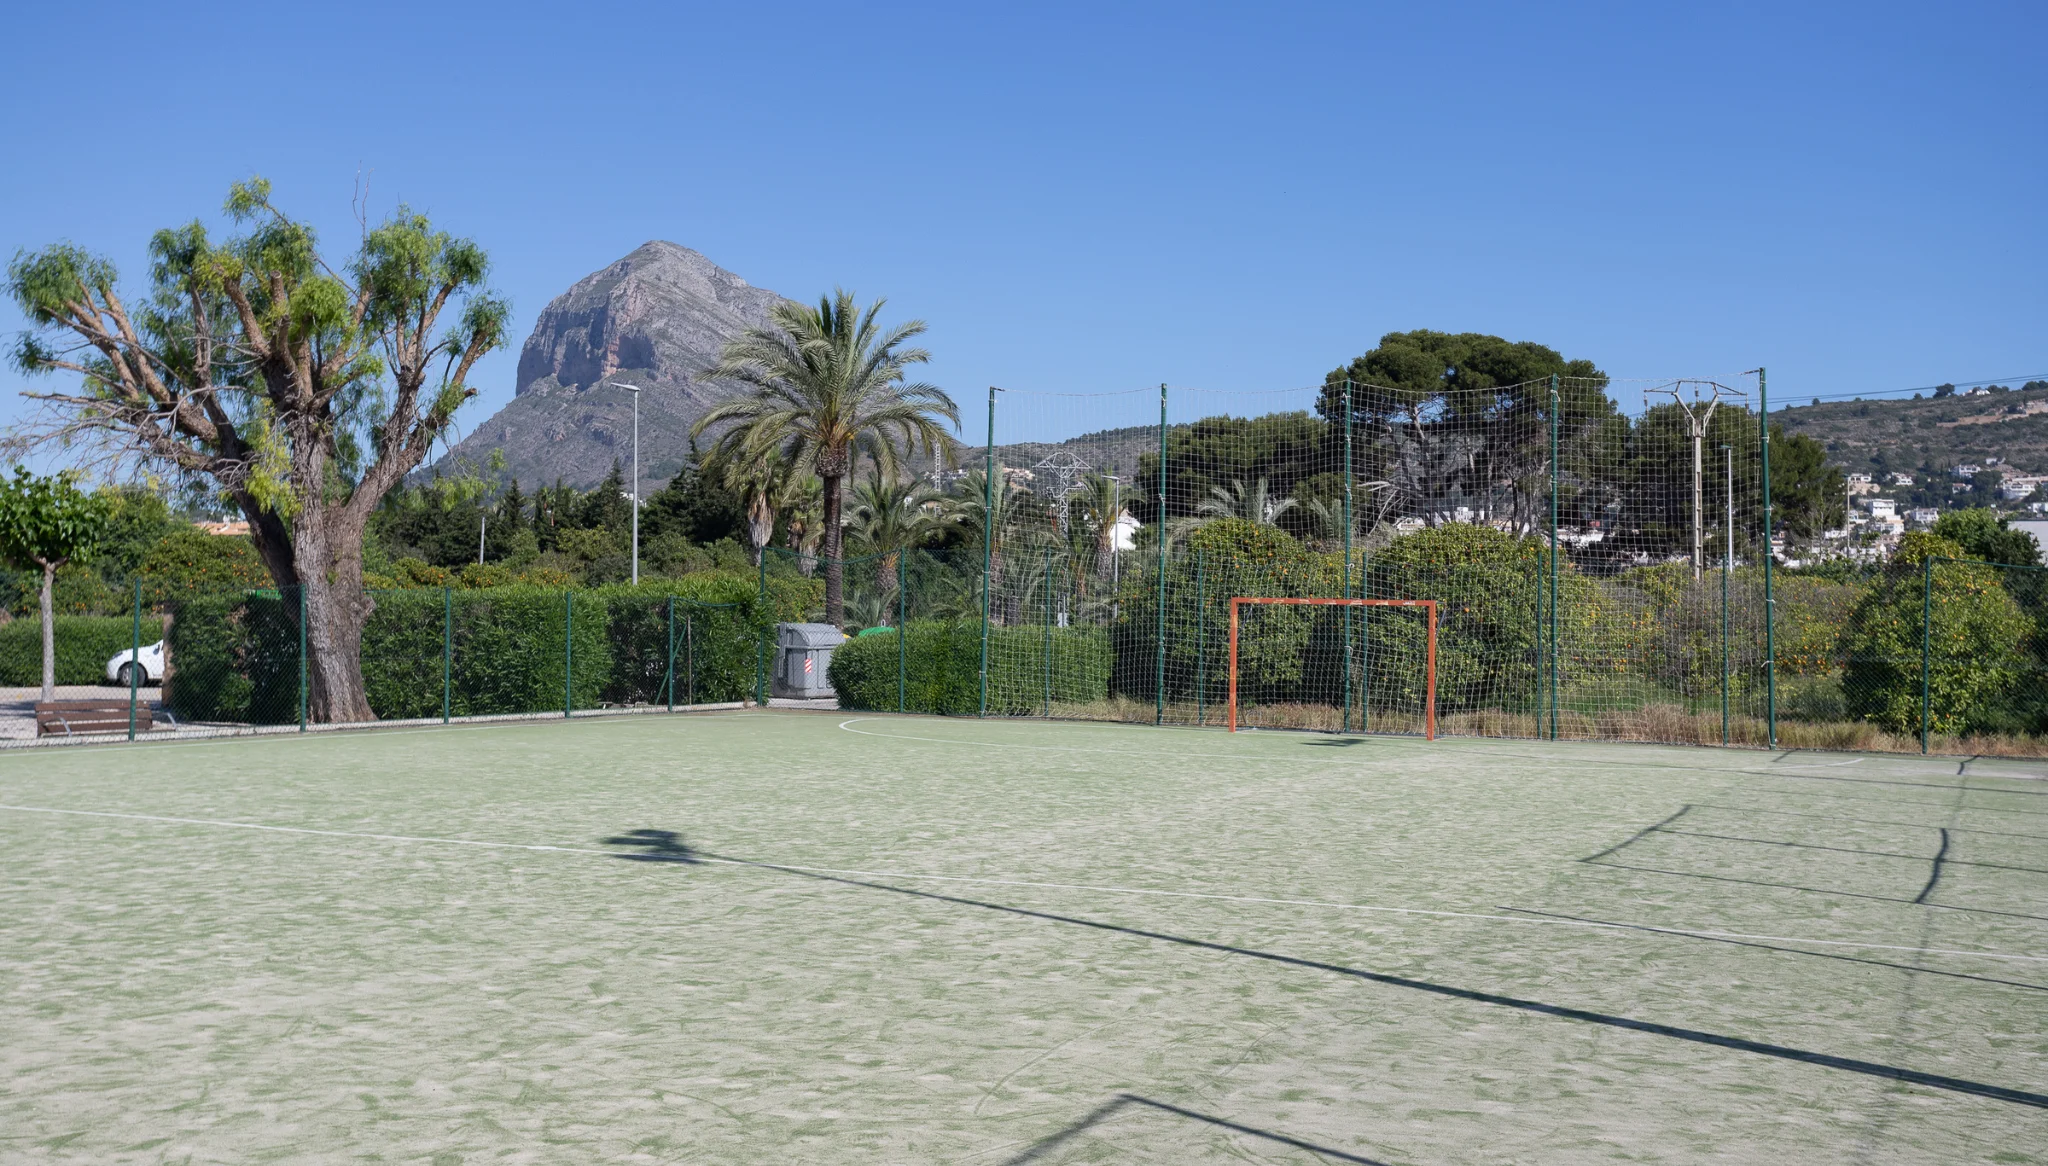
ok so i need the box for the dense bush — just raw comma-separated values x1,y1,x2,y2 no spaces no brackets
0,616,141,686
138,528,272,606
164,592,300,724
831,619,1111,715
1842,533,2034,735
165,572,802,724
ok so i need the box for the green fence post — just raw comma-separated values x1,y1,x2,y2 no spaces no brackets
1548,375,1560,740
298,585,308,733
980,387,996,718
1342,378,1353,733
128,577,141,741
896,552,907,714
1195,548,1206,726
756,553,768,707
1360,550,1370,735
1156,382,1168,725
442,587,452,724
1759,366,1777,748
685,613,695,706
1042,545,1053,717
564,590,574,719
667,595,676,713
1920,555,1934,753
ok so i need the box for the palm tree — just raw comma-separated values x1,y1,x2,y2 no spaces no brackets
1195,477,1298,527
848,471,941,592
695,291,959,625
1069,473,1126,582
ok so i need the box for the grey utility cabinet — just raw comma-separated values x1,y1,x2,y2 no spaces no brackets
774,623,846,699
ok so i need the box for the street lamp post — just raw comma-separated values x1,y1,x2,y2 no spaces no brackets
605,380,643,585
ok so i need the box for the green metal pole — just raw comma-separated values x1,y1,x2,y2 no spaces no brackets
666,595,676,713
1759,367,1777,748
1196,548,1206,726
1360,549,1370,735
128,577,140,741
298,584,307,733
442,586,452,724
980,386,996,718
1043,545,1053,717
756,553,768,707
1156,382,1168,725
1549,375,1560,740
897,552,907,713
1722,443,1732,747
1342,378,1354,733
564,590,574,719
1921,555,1934,753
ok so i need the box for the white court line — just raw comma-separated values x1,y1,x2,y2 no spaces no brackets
3,802,2042,967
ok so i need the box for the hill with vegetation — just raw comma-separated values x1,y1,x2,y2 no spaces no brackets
1777,380,2048,500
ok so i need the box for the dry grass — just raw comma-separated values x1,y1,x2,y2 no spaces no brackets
1036,697,2048,758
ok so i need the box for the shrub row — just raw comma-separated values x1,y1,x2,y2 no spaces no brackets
164,573,802,724
830,620,1111,715
0,616,141,686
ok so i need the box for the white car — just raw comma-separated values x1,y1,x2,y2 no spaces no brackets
105,641,166,686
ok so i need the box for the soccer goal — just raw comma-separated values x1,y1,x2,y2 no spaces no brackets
1226,597,1438,738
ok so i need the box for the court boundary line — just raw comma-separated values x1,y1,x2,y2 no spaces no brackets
4,802,2042,966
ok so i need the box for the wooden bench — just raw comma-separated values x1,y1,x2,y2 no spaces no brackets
34,700,159,737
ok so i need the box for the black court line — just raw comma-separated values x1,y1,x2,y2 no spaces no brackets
1585,860,2048,923
1916,828,1953,905
1581,805,1692,863
1752,769,2048,798
1659,827,2048,876
697,850,2048,1111
1960,756,1980,777
1690,803,2048,843
1500,907,2048,993
1001,1093,1395,1165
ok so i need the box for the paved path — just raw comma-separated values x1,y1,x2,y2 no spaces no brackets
0,685,169,741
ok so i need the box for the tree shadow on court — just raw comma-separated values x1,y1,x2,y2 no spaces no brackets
627,842,2048,1112
1302,738,1368,747
1002,1093,1393,1165
603,829,701,863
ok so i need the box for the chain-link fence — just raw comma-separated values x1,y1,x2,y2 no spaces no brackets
815,376,2048,756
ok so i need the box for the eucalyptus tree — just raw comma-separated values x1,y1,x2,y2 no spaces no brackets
7,180,509,721
694,291,957,625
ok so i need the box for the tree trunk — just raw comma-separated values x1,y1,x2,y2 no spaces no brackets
294,498,378,724
821,473,844,625
38,561,56,702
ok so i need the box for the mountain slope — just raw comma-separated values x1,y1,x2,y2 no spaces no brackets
440,241,787,491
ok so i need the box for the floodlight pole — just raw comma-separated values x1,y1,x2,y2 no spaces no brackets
980,387,998,718
1722,444,1732,746
605,381,643,585
1759,367,1777,749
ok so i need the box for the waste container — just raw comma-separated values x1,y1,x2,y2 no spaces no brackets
774,623,846,699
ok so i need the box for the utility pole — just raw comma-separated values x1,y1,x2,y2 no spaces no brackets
1646,380,1747,581
605,381,644,584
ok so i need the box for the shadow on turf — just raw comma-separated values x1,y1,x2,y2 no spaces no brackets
1001,1093,1393,1165
603,829,701,863
614,830,2048,1111
1302,738,1368,747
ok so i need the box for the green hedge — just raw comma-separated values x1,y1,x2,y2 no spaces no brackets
0,616,140,686
830,619,1111,715
165,574,782,724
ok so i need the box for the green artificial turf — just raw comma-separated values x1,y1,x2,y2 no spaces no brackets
1,710,2043,1162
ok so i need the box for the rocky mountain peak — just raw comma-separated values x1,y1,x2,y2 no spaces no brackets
442,242,788,491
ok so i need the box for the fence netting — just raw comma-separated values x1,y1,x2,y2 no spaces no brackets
17,376,2048,755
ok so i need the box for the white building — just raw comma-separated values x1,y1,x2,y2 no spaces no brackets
1863,497,1898,519
1999,475,2048,501
1909,508,1941,526
1846,472,1879,497
1890,472,1915,487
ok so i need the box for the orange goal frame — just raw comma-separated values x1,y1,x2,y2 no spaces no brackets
1226,597,1438,738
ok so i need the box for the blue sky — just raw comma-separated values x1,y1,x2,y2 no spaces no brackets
2,0,2041,453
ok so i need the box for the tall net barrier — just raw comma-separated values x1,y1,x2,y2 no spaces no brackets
812,372,1941,752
